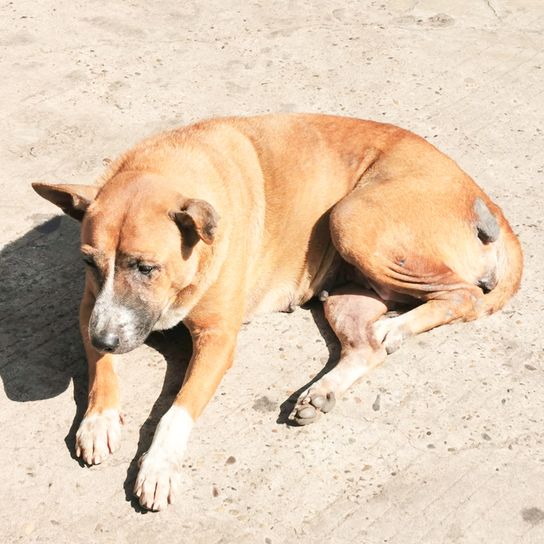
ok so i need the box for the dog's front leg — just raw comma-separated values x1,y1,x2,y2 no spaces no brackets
75,289,122,465
134,326,238,511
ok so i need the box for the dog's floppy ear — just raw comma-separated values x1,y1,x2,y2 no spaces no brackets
173,198,219,246
32,182,98,222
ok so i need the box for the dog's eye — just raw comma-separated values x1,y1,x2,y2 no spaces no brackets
137,263,156,276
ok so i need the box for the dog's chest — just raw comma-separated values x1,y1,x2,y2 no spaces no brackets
153,305,189,331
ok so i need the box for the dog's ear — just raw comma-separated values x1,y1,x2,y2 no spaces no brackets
32,182,98,222
173,198,219,246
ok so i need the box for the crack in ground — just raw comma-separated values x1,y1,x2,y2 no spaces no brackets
485,0,501,20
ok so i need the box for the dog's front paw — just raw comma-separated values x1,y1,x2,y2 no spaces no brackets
134,452,181,511
292,387,336,426
133,405,193,511
76,409,122,465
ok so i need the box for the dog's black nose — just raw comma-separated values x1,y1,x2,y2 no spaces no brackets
91,332,120,353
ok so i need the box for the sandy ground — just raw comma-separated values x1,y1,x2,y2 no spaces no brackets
1,1,544,542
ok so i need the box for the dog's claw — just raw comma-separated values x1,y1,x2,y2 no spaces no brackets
135,454,181,511
295,414,318,425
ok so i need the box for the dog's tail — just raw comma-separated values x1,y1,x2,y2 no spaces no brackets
477,202,523,316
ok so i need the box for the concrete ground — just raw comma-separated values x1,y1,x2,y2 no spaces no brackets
1,1,543,542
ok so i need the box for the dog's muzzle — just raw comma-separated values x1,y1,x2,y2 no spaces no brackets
89,296,156,354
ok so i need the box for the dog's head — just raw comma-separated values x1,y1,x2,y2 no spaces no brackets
32,173,219,354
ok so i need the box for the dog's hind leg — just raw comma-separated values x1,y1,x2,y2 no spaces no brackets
292,284,389,425
373,286,484,354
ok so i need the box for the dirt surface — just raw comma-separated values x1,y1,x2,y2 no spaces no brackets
1,1,543,543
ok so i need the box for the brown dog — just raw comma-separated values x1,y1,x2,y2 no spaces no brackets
32,114,522,511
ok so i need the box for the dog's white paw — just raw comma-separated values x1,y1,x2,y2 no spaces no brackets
76,409,122,465
134,451,182,511
134,405,193,511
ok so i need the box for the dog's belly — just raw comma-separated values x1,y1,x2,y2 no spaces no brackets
245,250,342,319
247,282,303,317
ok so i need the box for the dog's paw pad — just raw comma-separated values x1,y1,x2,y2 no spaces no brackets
296,405,318,424
292,391,336,425
75,409,122,465
310,393,336,412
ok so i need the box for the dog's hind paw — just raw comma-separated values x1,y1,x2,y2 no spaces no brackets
292,389,336,425
75,409,122,465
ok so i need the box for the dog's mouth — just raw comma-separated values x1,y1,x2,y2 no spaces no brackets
90,327,152,355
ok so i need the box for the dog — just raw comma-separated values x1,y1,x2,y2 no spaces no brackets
32,113,523,511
